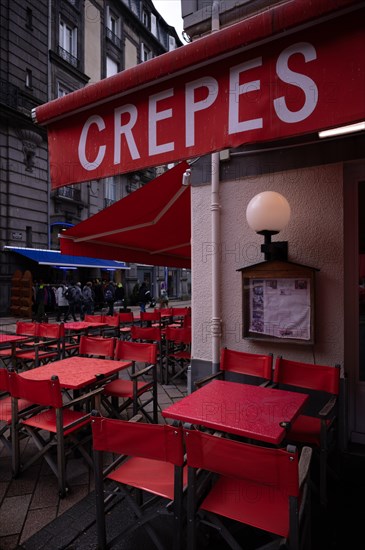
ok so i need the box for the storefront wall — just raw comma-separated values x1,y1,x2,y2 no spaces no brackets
191,162,344,377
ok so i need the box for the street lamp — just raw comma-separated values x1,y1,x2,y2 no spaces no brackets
246,191,291,261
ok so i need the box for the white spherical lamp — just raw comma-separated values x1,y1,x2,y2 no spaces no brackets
246,191,291,234
246,191,291,261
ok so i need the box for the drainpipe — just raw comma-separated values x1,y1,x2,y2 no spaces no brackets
211,0,221,373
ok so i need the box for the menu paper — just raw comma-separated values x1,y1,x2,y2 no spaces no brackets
249,278,311,340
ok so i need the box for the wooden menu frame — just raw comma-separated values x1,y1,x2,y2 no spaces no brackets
238,260,318,345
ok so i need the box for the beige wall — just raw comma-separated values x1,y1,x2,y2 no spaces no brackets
192,163,344,367
84,0,102,85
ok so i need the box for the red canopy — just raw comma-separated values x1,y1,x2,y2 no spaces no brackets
60,161,191,268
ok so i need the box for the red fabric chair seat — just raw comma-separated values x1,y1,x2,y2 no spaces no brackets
103,378,153,399
0,397,34,424
22,409,91,436
108,456,187,500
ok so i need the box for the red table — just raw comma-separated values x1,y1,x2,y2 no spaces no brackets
162,379,309,445
0,334,29,367
19,356,131,390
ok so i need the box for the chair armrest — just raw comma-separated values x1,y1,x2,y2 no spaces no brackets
318,395,337,418
298,446,313,488
130,363,155,378
63,387,104,409
194,371,223,388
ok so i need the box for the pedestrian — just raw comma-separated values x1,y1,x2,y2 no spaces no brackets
64,282,81,322
138,281,152,312
55,282,69,322
114,282,125,309
82,281,94,318
158,282,169,309
104,281,116,315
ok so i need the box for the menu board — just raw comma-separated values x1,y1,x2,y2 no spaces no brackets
249,278,311,340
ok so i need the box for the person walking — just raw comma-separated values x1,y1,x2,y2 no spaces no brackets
104,281,116,315
81,282,94,318
64,282,80,322
55,283,69,322
138,281,152,312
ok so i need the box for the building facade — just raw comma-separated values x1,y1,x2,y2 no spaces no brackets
180,0,365,447
0,0,188,315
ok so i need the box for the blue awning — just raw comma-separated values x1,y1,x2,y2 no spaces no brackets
3,247,129,270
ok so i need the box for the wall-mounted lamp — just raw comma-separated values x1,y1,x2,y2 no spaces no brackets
246,191,291,261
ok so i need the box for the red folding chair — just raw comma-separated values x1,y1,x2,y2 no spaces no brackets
165,326,191,385
78,335,115,359
140,310,162,329
102,340,158,423
92,413,187,550
184,425,313,550
130,325,164,384
0,369,36,457
273,356,341,507
9,371,98,497
117,311,135,340
195,347,273,388
15,322,63,370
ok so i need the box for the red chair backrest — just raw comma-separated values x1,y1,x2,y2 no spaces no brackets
130,325,162,342
16,321,39,337
118,312,134,324
38,322,65,339
165,326,191,345
172,307,191,317
220,348,273,380
85,314,104,323
114,340,157,364
273,356,340,395
102,315,119,327
140,311,161,322
8,371,63,408
92,416,185,466
183,426,299,497
79,335,115,358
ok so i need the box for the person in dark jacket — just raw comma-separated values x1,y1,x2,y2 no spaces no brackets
104,281,116,315
138,282,152,312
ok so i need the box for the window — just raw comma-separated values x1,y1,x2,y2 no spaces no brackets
25,69,32,88
26,226,32,247
106,56,119,77
151,13,157,37
57,83,72,97
106,6,120,36
142,10,149,29
140,43,152,63
59,18,78,65
168,35,176,51
26,8,33,29
104,177,116,207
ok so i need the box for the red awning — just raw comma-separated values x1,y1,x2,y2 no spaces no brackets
60,161,191,268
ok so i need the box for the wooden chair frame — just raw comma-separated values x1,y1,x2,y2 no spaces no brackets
9,371,101,497
102,340,158,423
273,356,341,507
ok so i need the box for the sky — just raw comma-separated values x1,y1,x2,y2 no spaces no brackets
152,0,185,42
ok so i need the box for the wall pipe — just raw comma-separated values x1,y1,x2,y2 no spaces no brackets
211,0,222,373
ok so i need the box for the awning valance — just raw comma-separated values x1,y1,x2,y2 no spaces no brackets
60,161,191,269
31,0,365,188
4,247,129,270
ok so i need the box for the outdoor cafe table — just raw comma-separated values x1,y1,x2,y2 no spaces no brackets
0,334,30,368
19,355,131,391
162,379,309,445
